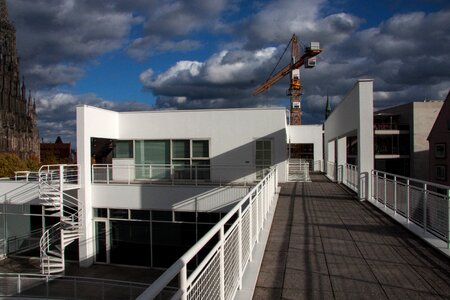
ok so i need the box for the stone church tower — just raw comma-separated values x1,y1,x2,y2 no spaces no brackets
0,0,39,159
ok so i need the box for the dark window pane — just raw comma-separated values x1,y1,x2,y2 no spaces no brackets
94,208,108,218
152,210,173,221
109,209,128,219
173,140,190,158
130,210,150,220
114,140,133,158
192,140,209,158
110,221,150,267
174,212,196,222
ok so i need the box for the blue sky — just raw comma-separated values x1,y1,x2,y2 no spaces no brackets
6,0,450,145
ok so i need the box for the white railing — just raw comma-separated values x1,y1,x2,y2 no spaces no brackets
38,164,82,275
343,163,358,192
7,228,42,254
92,164,260,186
136,168,278,300
172,186,251,212
0,273,154,299
287,159,310,181
326,161,336,181
14,171,39,181
371,170,450,246
0,239,5,259
39,164,79,186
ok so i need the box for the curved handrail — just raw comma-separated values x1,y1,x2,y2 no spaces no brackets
38,165,81,275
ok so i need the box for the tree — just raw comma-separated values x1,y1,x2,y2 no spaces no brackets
0,152,27,177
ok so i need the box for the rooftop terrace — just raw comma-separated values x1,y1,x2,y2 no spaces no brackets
255,174,450,299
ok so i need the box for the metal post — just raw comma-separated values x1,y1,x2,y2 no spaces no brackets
447,189,450,249
406,179,410,223
17,274,21,294
107,165,110,184
249,197,253,262
384,173,387,208
394,176,397,215
219,227,225,300
238,207,243,290
128,165,131,185
423,183,427,233
180,265,188,300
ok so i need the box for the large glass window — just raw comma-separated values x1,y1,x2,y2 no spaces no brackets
193,140,209,158
134,139,210,180
113,141,133,158
256,140,272,179
135,140,170,179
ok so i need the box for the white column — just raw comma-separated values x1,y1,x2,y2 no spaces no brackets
76,106,94,267
337,137,347,183
357,80,374,200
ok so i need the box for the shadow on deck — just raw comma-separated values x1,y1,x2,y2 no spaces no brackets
254,174,450,299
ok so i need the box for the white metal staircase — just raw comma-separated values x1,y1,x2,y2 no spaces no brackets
38,165,81,275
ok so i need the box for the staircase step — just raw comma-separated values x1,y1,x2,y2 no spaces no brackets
47,250,62,258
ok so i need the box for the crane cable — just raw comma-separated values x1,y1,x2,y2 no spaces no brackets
265,36,293,82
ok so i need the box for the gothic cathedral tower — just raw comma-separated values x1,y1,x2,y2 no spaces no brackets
0,0,39,159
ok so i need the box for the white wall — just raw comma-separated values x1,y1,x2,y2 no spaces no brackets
324,79,374,199
76,106,288,267
91,185,249,212
288,125,323,170
77,105,120,267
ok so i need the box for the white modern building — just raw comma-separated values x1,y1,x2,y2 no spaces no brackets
7,79,448,299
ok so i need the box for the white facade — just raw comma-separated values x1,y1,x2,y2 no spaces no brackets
288,124,323,170
324,79,374,199
76,106,288,266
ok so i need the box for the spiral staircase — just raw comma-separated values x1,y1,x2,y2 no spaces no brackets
38,165,81,275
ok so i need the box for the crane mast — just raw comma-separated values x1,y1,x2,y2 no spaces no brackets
253,34,322,125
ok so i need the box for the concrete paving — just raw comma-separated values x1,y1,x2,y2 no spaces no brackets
254,174,450,300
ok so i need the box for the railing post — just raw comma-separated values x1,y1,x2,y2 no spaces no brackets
238,207,243,290
17,273,21,294
384,173,387,208
406,179,410,223
128,165,131,185
255,191,259,243
180,265,188,300
447,189,450,249
249,197,253,262
423,183,427,233
394,176,397,215
107,165,110,184
219,227,225,300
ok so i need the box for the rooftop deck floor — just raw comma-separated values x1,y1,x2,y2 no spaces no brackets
254,174,450,299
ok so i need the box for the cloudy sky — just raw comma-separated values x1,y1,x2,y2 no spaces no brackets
6,0,450,145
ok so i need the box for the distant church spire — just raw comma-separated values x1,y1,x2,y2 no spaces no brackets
325,91,332,120
0,0,9,23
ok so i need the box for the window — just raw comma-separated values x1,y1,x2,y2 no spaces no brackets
109,209,129,219
435,143,446,159
193,140,209,158
135,140,170,179
113,140,133,158
436,165,446,181
256,140,272,179
134,139,210,180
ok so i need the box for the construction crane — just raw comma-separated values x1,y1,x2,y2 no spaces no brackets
253,34,322,125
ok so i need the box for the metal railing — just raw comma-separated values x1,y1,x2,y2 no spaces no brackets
39,164,79,186
92,164,260,186
371,170,450,245
0,273,154,300
136,168,278,299
0,239,5,259
38,164,82,275
14,171,39,181
172,186,251,212
287,159,310,181
326,161,336,181
343,163,358,192
7,228,42,255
